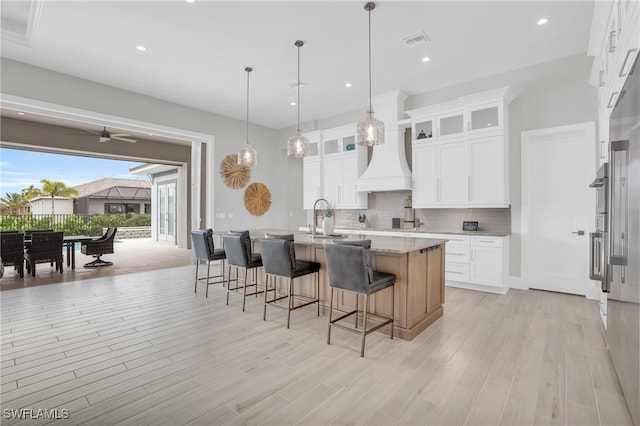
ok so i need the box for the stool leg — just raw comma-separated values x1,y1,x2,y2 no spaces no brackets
361,294,369,357
194,261,199,293
355,295,359,329
242,267,248,312
327,287,334,345
226,265,232,306
287,277,293,329
316,272,320,317
205,260,211,298
263,274,269,321
391,285,395,340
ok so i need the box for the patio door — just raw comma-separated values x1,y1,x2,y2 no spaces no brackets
158,181,176,243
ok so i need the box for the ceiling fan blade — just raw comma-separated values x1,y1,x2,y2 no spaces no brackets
110,133,131,137
81,128,100,135
112,136,137,143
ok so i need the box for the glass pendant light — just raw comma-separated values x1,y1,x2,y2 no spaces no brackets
287,40,309,158
357,1,384,147
238,66,257,167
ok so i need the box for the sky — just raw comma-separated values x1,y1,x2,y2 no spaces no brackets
0,148,148,196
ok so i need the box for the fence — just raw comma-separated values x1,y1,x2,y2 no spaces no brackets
0,213,151,237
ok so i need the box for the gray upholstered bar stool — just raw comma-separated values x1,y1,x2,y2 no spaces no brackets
325,240,395,357
259,234,321,328
191,229,226,297
222,231,263,311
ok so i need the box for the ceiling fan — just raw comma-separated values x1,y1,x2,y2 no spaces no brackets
82,126,137,143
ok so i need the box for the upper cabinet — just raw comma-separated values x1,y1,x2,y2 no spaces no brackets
589,0,639,165
408,87,514,208
302,124,367,210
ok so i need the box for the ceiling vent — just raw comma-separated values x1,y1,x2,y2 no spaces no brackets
402,31,429,48
287,80,306,89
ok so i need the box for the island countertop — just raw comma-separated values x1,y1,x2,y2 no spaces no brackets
246,229,447,254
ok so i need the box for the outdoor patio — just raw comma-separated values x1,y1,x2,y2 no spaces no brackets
0,238,192,290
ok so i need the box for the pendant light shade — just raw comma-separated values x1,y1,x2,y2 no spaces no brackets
238,66,257,167
357,2,385,147
288,40,309,158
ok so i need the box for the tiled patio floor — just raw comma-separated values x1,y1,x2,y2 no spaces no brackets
0,238,191,290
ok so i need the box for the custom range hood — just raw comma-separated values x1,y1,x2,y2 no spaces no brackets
356,90,412,192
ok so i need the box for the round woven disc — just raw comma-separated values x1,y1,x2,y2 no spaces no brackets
244,182,271,216
220,154,250,189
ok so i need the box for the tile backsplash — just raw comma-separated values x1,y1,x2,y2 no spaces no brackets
334,191,511,234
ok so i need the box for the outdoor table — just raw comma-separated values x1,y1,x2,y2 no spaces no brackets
62,236,96,269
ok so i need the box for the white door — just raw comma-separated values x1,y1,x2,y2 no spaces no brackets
521,123,596,297
158,181,177,243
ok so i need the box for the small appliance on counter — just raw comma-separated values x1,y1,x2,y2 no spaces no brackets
403,195,416,229
463,221,479,232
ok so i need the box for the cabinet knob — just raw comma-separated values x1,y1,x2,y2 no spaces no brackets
572,230,585,236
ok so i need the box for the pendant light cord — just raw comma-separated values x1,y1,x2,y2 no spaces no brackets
297,43,301,132
368,5,372,114
245,67,251,145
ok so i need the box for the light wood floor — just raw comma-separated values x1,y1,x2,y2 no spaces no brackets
1,266,634,426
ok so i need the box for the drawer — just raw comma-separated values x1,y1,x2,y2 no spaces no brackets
445,243,469,263
445,262,469,282
470,236,503,247
442,235,470,244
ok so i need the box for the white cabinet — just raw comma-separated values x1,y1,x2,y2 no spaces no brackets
438,141,469,205
412,146,437,206
408,87,513,209
303,157,321,210
469,237,504,288
469,136,507,205
302,124,367,210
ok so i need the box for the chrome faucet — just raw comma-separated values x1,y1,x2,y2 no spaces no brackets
312,198,328,237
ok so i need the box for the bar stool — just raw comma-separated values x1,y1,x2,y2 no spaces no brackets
260,234,321,328
325,241,395,357
191,229,226,297
222,231,263,311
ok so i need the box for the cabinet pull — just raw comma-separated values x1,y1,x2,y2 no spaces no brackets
468,176,472,201
479,240,494,243
609,30,616,53
467,121,471,131
619,48,638,78
599,70,605,87
447,271,464,275
449,253,464,256
338,185,341,204
437,178,441,201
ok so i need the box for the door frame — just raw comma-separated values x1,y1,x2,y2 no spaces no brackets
521,121,599,300
157,179,178,243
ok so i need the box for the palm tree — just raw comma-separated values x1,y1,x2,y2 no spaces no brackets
40,179,79,215
21,184,41,200
0,192,28,215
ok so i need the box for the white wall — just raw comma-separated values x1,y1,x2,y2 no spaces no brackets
29,197,74,215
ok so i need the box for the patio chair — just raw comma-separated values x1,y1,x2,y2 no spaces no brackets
25,231,64,276
1,232,25,278
81,227,117,268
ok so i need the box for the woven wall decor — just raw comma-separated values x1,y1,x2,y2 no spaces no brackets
220,154,251,189
244,182,271,216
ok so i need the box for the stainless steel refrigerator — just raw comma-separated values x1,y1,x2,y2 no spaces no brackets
607,53,639,426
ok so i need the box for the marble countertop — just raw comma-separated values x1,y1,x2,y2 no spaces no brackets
330,227,510,237
221,229,447,255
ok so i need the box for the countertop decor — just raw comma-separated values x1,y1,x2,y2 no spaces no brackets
219,154,250,189
244,182,271,216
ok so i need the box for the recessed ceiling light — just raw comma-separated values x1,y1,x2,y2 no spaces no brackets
290,102,296,106
185,0,195,3
17,112,25,115
345,82,352,88
136,45,147,52
422,56,431,63
537,17,549,26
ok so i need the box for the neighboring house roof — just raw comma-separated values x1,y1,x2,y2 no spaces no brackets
74,178,150,199
88,186,151,200
29,196,73,202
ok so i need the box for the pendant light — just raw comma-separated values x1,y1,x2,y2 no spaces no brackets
238,66,257,167
287,40,310,158
357,1,385,147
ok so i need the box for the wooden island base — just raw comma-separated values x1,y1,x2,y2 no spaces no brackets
249,231,447,341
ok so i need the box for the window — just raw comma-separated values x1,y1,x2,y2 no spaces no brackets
105,203,140,214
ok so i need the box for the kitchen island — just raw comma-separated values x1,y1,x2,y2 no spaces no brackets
247,230,447,341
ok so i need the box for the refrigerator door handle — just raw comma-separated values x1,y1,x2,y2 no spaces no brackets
589,232,603,281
